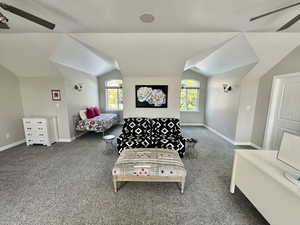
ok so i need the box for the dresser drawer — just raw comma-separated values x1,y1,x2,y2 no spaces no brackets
23,119,33,125
25,132,33,138
36,126,47,133
35,119,47,125
26,139,34,145
23,117,57,147
36,132,48,138
37,138,47,145
24,126,34,132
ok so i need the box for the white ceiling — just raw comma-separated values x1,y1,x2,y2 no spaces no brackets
1,0,300,33
0,33,300,78
50,35,118,76
0,34,61,77
74,33,238,77
185,34,258,76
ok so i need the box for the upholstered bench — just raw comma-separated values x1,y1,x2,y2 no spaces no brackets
112,148,187,193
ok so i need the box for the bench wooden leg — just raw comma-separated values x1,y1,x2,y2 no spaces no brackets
181,179,185,194
113,178,118,193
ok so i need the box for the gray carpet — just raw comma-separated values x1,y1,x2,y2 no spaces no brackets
0,126,269,225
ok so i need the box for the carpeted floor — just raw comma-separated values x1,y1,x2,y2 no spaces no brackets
0,126,269,225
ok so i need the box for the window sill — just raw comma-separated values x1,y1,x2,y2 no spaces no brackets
106,110,123,112
180,110,200,113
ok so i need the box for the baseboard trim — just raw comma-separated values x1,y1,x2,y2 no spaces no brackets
181,123,205,127
57,138,73,143
203,125,236,145
58,131,87,143
0,139,26,152
235,142,262,149
250,143,262,150
203,125,262,149
74,131,87,140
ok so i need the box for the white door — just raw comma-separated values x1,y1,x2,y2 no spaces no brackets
264,73,300,150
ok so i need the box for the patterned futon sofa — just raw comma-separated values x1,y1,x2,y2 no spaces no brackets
117,118,187,157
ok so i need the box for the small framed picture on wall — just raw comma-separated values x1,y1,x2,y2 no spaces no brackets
51,90,61,101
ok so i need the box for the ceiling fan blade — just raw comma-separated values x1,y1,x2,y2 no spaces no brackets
0,3,55,30
277,14,300,31
0,21,9,29
250,2,300,22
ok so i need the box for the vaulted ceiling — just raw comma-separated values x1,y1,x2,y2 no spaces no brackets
0,33,300,78
184,35,258,76
1,0,300,33
1,1,300,80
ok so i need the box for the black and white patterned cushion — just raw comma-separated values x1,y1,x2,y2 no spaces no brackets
151,118,182,136
153,135,185,157
122,117,151,136
117,117,187,157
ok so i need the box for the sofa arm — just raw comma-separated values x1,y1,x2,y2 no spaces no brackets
171,135,186,158
117,133,128,141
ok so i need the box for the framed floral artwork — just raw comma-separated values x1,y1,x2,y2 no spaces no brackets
51,90,61,101
136,85,168,108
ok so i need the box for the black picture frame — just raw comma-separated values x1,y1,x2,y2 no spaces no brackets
51,90,61,101
136,85,168,108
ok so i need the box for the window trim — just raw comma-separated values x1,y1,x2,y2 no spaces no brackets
180,79,200,112
105,79,123,112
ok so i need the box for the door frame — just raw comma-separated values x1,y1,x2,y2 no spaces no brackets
263,72,300,149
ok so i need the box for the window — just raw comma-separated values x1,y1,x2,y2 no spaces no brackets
105,80,123,111
180,79,200,112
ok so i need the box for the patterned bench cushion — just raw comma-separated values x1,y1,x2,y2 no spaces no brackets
112,148,186,177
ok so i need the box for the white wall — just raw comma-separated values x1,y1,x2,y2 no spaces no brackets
180,70,207,125
0,66,24,148
235,76,260,143
2,32,300,148
123,76,181,118
232,34,300,145
251,45,300,147
58,66,99,139
19,66,100,141
19,76,70,140
98,70,206,123
206,64,255,141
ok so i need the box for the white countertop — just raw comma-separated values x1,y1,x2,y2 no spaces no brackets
236,150,300,198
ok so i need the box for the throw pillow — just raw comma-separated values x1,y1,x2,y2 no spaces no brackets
79,110,87,120
86,107,95,119
93,107,100,117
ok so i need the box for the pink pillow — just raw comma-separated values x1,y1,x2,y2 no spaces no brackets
86,107,95,119
93,107,100,116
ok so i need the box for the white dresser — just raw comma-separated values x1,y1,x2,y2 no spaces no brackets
23,117,58,146
231,150,300,225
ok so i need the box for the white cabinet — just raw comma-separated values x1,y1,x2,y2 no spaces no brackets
231,150,300,225
23,117,58,147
